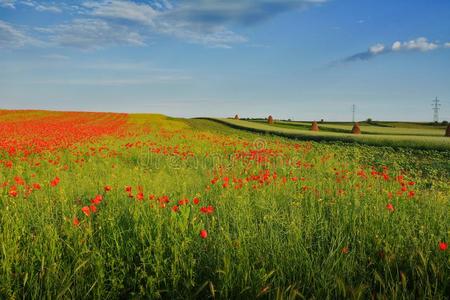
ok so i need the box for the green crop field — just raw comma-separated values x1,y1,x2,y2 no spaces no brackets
212,118,450,151
1,110,449,299
271,120,446,137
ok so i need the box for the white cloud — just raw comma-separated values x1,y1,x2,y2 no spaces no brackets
35,4,62,13
2,0,328,49
392,41,401,51
369,43,384,54
341,37,447,63
0,0,15,8
47,18,146,49
391,37,438,52
82,0,158,25
156,22,247,48
79,0,247,48
0,19,37,48
15,1,63,13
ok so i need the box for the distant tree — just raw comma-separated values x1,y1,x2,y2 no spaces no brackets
234,114,239,120
446,124,450,137
287,118,292,122
442,120,448,125
366,118,373,124
320,119,324,123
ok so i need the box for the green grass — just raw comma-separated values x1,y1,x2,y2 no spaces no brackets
211,118,450,151
248,119,446,136
1,112,449,299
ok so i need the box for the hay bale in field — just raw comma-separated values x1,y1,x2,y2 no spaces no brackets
268,115,274,124
352,122,361,134
311,121,319,131
234,114,239,120
446,124,450,137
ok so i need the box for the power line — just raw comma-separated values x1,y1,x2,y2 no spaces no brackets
352,104,356,122
431,97,441,122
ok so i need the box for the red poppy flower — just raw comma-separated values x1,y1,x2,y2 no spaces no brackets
125,186,132,192
104,185,112,192
14,176,25,185
136,192,144,201
439,241,448,251
50,177,60,187
89,205,97,213
73,217,80,226
200,205,215,214
172,205,179,212
9,189,18,197
386,203,395,212
193,197,200,205
32,183,41,190
200,229,208,239
81,206,90,217
91,194,103,205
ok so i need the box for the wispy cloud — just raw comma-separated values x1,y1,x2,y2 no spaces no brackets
164,0,327,26
79,0,250,48
1,0,62,12
21,1,62,13
340,37,447,63
0,0,328,49
76,0,326,48
0,19,39,48
46,18,147,49
82,0,158,25
0,0,15,8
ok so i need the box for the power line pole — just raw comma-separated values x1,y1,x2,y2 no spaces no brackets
352,104,356,122
431,97,441,123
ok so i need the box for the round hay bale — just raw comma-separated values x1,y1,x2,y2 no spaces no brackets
352,122,361,134
311,121,319,131
268,115,274,124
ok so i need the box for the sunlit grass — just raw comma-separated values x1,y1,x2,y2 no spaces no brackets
0,112,449,299
215,118,450,151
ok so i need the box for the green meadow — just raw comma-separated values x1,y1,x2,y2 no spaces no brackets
0,112,449,299
212,118,450,151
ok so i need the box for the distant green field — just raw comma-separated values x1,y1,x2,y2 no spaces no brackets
249,120,446,137
210,118,450,151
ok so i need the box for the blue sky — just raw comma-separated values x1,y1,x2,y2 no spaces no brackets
0,0,449,121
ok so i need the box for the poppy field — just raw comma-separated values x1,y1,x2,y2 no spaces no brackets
0,110,449,299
